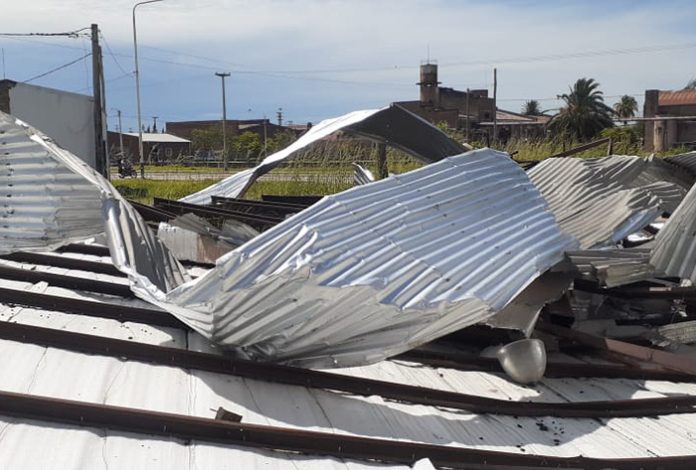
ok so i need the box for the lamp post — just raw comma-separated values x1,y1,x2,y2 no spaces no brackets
132,0,163,178
215,72,231,171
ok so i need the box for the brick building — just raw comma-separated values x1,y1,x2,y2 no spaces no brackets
394,63,547,141
643,89,696,151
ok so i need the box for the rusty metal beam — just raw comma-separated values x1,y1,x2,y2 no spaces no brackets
0,286,188,330
0,265,134,298
573,279,696,299
154,198,283,229
0,390,694,469
0,251,124,277
540,323,696,377
2,320,696,418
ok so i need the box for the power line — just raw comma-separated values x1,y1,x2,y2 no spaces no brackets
99,31,130,76
0,28,90,38
23,53,91,83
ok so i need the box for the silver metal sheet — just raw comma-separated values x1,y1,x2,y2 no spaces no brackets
181,104,465,205
1,110,577,367
0,112,103,253
527,156,689,249
352,163,375,186
565,248,654,287
136,148,576,367
651,181,696,282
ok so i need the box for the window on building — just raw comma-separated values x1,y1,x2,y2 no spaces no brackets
484,112,491,120
165,147,173,158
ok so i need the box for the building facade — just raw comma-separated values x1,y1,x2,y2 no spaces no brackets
395,63,547,141
643,89,696,151
107,131,191,162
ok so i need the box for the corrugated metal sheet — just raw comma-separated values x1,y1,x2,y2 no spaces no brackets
667,151,696,176
651,181,696,282
0,112,103,253
127,149,577,367
181,104,464,205
527,155,689,249
565,248,654,287
352,163,375,186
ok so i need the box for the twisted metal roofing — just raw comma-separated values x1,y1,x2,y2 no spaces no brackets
0,113,103,253
527,156,689,249
181,105,465,205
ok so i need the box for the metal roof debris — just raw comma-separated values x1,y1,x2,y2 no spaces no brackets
5,108,696,464
181,104,465,205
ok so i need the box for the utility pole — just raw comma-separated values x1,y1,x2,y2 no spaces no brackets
91,24,107,177
117,110,125,159
277,107,283,126
262,115,268,156
376,142,388,179
465,87,470,142
133,0,164,179
152,116,158,133
215,72,231,171
492,67,498,144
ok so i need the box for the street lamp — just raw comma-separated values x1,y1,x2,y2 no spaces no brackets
132,0,164,178
215,72,231,171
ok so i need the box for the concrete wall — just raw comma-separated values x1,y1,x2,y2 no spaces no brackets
1,81,95,167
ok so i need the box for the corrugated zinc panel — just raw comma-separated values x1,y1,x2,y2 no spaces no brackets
0,112,103,253
130,149,577,367
527,156,687,249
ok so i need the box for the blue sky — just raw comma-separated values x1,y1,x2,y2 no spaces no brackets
2,0,695,132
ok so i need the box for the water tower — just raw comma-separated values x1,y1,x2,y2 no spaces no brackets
418,62,440,107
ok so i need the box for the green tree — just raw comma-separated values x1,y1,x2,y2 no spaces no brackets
613,95,638,119
548,78,614,141
231,131,262,161
522,100,542,116
191,126,223,151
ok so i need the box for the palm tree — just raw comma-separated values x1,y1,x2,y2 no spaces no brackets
613,95,638,119
548,78,614,140
522,99,542,116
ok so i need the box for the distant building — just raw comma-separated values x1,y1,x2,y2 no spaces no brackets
166,118,306,142
0,79,105,171
107,131,191,162
395,63,548,141
643,89,696,151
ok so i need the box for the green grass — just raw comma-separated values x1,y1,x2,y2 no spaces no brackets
112,179,222,205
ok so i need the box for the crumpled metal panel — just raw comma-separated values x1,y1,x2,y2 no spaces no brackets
352,163,375,186
181,105,464,205
0,112,103,253
130,149,577,367
527,156,689,249
667,151,696,177
1,110,577,367
0,110,189,293
565,248,654,287
651,182,696,282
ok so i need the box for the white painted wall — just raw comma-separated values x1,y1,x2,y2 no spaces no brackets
8,82,95,168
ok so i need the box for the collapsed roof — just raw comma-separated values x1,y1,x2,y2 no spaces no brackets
3,106,696,371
